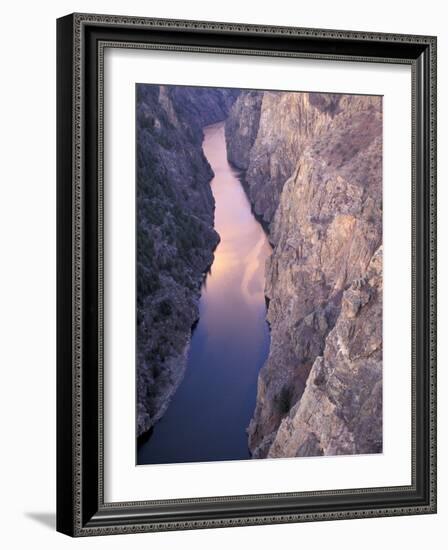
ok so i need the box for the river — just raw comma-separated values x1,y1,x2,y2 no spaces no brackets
137,122,271,465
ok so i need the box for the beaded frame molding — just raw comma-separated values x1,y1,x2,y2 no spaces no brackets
56,13,437,537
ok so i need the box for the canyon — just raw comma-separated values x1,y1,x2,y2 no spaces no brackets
137,84,383,461
136,85,238,436
138,123,271,463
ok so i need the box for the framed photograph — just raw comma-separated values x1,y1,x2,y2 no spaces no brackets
56,13,437,536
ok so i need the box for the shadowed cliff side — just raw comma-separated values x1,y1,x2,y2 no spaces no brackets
224,91,263,170
136,85,238,437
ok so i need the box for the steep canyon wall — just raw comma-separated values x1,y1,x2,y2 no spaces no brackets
226,91,383,457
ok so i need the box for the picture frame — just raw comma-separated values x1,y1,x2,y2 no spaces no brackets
56,13,437,537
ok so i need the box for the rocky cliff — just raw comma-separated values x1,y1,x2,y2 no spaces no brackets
227,91,383,457
268,247,383,457
136,85,237,437
226,91,338,227
224,91,263,171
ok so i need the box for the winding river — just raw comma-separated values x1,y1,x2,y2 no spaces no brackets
137,122,271,465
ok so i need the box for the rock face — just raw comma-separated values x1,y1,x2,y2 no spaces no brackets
136,85,237,437
268,247,383,457
226,92,337,226
226,91,383,457
225,91,263,170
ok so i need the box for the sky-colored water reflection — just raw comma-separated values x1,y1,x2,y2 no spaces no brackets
138,123,272,465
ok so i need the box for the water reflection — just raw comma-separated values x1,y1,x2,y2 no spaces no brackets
137,122,272,465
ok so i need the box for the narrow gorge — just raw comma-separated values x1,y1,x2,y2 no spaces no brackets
137,84,383,463
136,85,238,437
